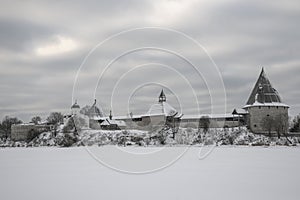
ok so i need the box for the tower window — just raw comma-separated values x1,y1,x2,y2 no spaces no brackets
259,106,261,109
254,124,257,127
268,106,270,109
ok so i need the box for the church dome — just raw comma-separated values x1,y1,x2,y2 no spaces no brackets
244,68,289,108
71,101,80,109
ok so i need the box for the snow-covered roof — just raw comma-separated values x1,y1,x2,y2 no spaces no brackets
100,119,126,127
90,116,105,120
114,114,144,120
17,123,35,126
94,90,181,121
232,108,248,115
243,102,289,109
146,102,179,117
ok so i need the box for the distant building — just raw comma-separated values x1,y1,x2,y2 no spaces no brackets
11,123,52,141
100,111,126,130
64,100,90,130
66,99,126,130
242,68,289,134
115,89,182,130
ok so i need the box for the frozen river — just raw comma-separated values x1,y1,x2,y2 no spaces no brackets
0,146,299,200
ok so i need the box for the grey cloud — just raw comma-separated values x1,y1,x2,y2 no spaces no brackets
0,19,55,53
0,0,300,121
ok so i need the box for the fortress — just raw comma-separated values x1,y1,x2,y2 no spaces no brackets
68,68,289,134
11,68,290,140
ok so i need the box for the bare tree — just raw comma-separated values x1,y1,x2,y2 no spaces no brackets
31,116,41,125
47,112,63,136
290,114,300,132
63,117,76,133
47,112,63,125
0,116,22,139
198,116,210,135
63,116,86,136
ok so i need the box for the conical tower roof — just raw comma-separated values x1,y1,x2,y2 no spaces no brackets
158,89,166,103
245,68,284,106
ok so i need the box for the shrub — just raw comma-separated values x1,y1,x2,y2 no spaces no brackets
27,129,41,142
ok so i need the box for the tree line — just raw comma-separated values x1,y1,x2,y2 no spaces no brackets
290,114,300,132
261,113,300,138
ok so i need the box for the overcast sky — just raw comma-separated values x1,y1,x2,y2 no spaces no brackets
0,0,299,122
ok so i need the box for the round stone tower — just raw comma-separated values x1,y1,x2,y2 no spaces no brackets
243,68,289,135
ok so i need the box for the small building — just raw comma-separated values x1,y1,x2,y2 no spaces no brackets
11,123,52,141
100,118,126,130
118,90,182,130
232,108,248,127
98,110,125,130
242,68,289,135
146,89,182,128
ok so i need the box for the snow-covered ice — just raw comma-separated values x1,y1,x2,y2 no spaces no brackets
0,146,299,200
